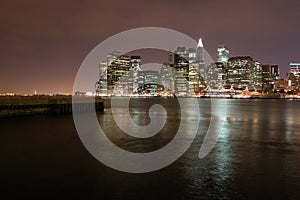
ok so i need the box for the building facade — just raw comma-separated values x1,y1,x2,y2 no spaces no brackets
217,44,230,63
174,47,189,96
137,71,160,94
95,61,108,95
128,56,142,93
251,61,262,91
107,54,130,95
261,65,271,92
227,56,252,90
289,63,300,79
159,62,174,91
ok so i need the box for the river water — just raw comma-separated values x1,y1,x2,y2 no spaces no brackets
0,99,300,199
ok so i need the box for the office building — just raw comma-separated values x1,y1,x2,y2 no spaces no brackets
261,65,271,92
270,65,280,80
188,48,200,94
174,47,189,96
286,72,298,91
251,61,262,91
159,62,174,91
107,54,130,95
137,71,161,94
128,56,142,93
95,61,108,95
227,56,252,90
217,44,230,63
215,62,228,87
289,62,300,79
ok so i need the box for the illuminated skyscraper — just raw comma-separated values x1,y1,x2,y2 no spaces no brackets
174,47,189,96
168,51,174,65
217,44,230,63
214,62,228,88
138,71,158,86
96,61,108,95
206,62,218,89
128,56,142,93
207,44,230,90
188,48,200,94
270,65,280,80
261,65,271,92
196,38,206,79
196,38,204,61
289,62,300,79
96,51,122,95
227,56,252,90
107,54,130,95
269,65,280,89
251,61,262,91
159,62,174,91
286,72,298,91
227,56,262,91
107,51,121,65
137,71,161,95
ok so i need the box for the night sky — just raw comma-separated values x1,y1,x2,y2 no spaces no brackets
0,0,299,94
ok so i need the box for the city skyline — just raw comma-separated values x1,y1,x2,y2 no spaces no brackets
94,40,300,98
2,40,299,95
1,0,300,94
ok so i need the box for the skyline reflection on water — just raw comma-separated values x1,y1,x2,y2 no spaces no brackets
0,99,300,199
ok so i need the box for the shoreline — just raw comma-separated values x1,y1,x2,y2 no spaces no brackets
0,94,298,117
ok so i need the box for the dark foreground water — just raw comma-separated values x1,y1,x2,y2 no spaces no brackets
1,99,300,199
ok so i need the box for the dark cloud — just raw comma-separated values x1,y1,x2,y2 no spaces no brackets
0,0,299,93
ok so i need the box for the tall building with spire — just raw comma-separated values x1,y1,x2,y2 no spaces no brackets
196,38,206,80
196,38,204,61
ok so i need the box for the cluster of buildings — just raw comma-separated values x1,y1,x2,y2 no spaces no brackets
95,39,300,97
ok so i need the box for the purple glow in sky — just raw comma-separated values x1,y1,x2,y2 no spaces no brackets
0,0,299,93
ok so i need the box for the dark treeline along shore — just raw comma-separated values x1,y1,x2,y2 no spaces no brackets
0,95,104,117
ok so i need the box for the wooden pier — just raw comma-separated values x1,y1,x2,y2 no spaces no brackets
0,95,104,117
